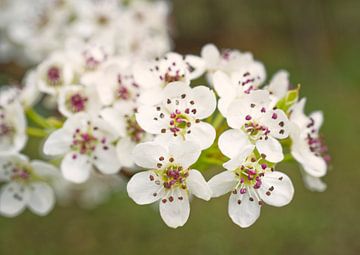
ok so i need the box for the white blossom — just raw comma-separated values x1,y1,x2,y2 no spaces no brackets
208,146,294,228
43,112,121,183
0,154,62,217
224,90,290,162
290,98,329,178
136,82,216,150
127,141,211,228
0,98,27,155
133,52,205,105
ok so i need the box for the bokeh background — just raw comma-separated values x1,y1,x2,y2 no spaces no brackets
0,0,359,254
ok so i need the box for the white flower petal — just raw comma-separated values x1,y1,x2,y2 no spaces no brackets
132,142,169,169
185,55,205,79
201,44,220,69
186,121,216,150
222,145,255,171
190,86,217,119
136,105,168,134
218,129,252,158
256,137,284,163
168,141,200,168
93,145,121,174
208,171,237,197
213,71,235,98
267,70,289,100
258,171,294,207
138,87,164,106
31,160,60,179
302,172,327,192
116,137,136,168
228,191,261,228
262,109,290,139
133,62,159,89
159,189,190,228
43,129,72,155
100,107,126,137
27,182,55,216
309,111,324,131
61,153,91,183
186,169,211,200
127,170,163,205
0,182,27,217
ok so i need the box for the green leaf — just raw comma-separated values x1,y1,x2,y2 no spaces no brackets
276,84,301,113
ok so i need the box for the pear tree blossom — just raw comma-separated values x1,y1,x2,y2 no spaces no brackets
0,154,63,217
136,82,217,150
0,99,27,155
224,90,291,162
208,145,294,227
127,141,211,228
289,98,330,180
43,113,121,183
133,52,205,105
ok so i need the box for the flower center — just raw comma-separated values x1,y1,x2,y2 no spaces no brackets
306,118,331,163
67,93,88,113
126,115,146,143
169,109,192,136
161,165,189,190
70,125,100,156
47,66,62,86
243,118,270,142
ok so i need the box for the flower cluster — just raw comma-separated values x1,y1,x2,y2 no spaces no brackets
0,0,171,65
0,24,330,226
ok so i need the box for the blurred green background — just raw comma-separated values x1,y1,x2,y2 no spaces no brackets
0,0,360,254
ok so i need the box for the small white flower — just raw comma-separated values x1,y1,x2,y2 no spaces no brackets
127,141,211,228
0,99,27,155
136,82,217,150
213,69,265,116
100,107,151,168
208,146,294,228
0,154,61,217
290,98,329,177
224,90,290,162
133,52,205,105
201,44,266,83
57,85,102,118
43,112,121,183
36,52,74,95
263,70,290,106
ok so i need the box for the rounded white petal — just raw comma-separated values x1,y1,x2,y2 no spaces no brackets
116,137,136,168
99,107,126,137
132,142,169,169
309,111,324,131
31,160,60,179
138,87,164,106
258,171,294,207
43,129,72,155
61,153,92,183
27,182,55,216
213,71,236,98
208,171,237,197
168,141,201,168
186,169,211,200
185,55,205,79
93,145,121,174
201,44,220,69
222,145,255,171
256,137,284,163
218,129,252,158
267,70,289,100
159,189,190,228
228,191,261,228
0,182,27,217
186,121,216,150
136,106,168,134
302,172,327,192
127,170,162,205
191,86,217,119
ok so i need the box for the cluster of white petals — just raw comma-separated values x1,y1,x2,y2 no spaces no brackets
0,0,171,65
0,2,330,226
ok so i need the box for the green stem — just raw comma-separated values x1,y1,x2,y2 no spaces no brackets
282,153,294,162
26,108,52,129
26,127,48,138
212,112,224,130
